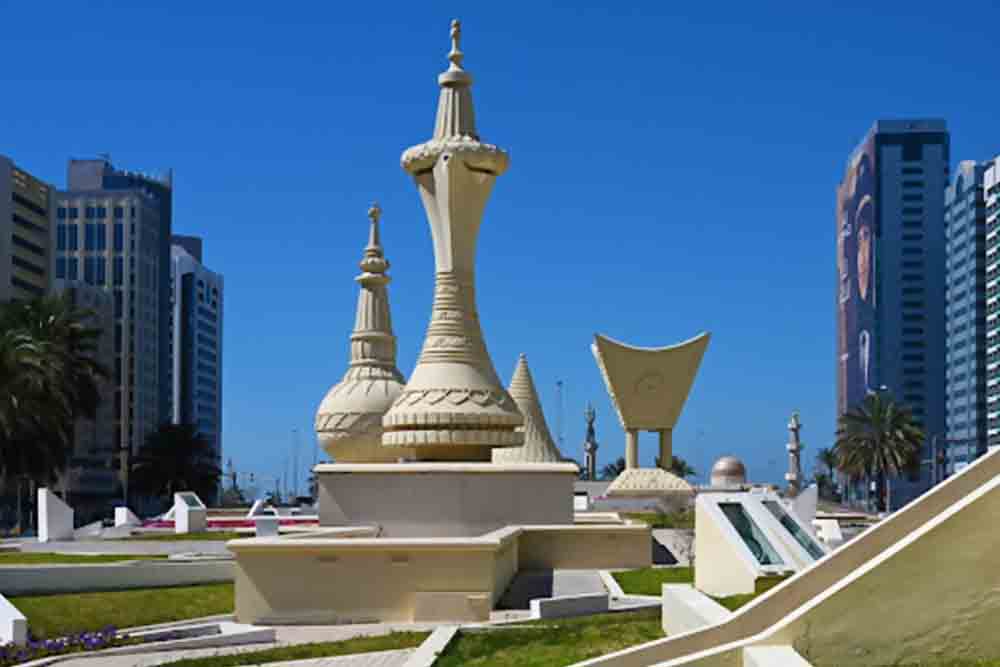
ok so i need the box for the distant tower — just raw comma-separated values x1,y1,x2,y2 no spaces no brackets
583,403,599,481
786,411,803,497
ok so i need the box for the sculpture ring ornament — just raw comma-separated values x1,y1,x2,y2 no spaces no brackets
635,372,665,396
400,138,510,175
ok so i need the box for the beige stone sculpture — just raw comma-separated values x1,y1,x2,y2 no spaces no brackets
315,203,410,463
591,332,710,496
382,19,524,461
493,354,564,464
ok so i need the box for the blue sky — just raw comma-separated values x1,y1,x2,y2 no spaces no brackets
5,1,1000,491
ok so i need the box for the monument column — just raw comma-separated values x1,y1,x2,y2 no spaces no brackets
381,19,524,461
658,429,672,470
625,429,639,469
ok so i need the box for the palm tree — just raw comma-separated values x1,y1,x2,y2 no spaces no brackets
130,423,222,507
655,455,697,479
816,447,837,480
0,295,108,530
834,392,923,512
600,457,626,480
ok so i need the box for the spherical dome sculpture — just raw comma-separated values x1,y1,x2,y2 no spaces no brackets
710,455,747,488
315,204,410,463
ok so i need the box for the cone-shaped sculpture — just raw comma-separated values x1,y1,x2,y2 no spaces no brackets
382,20,523,461
493,354,563,464
315,203,410,462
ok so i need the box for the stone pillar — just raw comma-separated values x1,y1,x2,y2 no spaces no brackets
625,429,639,469
658,429,672,470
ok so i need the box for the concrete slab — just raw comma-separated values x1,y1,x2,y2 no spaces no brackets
498,569,606,609
652,529,693,566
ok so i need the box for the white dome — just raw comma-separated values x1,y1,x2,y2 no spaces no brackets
710,455,747,487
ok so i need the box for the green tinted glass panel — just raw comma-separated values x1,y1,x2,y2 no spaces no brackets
763,500,826,560
719,502,784,566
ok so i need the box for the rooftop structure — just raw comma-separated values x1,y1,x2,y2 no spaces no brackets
315,203,408,463
583,403,599,480
492,354,563,464
785,412,803,496
710,455,747,488
381,20,523,461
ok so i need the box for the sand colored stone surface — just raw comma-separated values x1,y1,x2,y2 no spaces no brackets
492,354,564,464
315,204,409,463
381,19,523,461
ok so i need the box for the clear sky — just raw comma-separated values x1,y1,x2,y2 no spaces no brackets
5,1,1000,492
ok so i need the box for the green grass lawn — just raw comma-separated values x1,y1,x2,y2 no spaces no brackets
611,566,694,595
118,531,244,542
9,583,234,638
0,552,166,565
621,510,694,529
160,632,430,667
612,567,790,611
436,609,662,667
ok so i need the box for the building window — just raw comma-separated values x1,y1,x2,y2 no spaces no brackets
56,257,66,279
85,206,95,219
114,223,124,251
84,223,96,250
69,207,79,219
97,206,107,218
113,257,124,285
68,224,79,250
96,258,106,285
67,257,78,280
57,224,67,250
57,207,67,219
114,206,124,219
84,256,95,283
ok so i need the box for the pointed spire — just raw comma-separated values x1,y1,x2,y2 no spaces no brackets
493,354,563,464
447,19,464,72
433,18,477,141
359,201,389,278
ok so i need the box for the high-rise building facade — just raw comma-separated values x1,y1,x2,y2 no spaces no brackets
0,156,55,301
944,161,987,477
54,280,117,508
168,237,223,467
836,119,949,508
55,160,172,460
983,157,1000,452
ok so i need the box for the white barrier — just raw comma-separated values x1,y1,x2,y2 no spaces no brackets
813,519,844,548
790,484,818,526
661,584,732,636
37,488,74,543
175,492,207,534
115,506,142,528
530,593,609,619
254,517,280,537
0,593,27,646
0,560,233,596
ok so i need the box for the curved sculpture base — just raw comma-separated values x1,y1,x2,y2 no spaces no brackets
382,443,492,462
320,436,415,464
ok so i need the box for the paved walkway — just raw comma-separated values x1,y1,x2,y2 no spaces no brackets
50,623,439,667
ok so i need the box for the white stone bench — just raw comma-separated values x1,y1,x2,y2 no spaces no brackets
530,592,609,619
0,593,27,646
661,584,732,636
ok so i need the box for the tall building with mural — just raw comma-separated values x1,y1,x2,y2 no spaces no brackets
0,155,55,301
944,160,987,477
836,120,949,507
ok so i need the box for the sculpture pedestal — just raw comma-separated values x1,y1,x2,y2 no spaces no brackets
316,462,578,537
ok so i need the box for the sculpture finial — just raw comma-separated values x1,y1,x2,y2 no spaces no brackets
367,201,381,226
448,19,464,71
360,202,388,276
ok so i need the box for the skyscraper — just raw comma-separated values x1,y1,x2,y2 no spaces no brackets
836,119,949,508
0,155,55,301
983,158,1000,453
169,237,224,470
56,159,173,464
944,160,987,477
